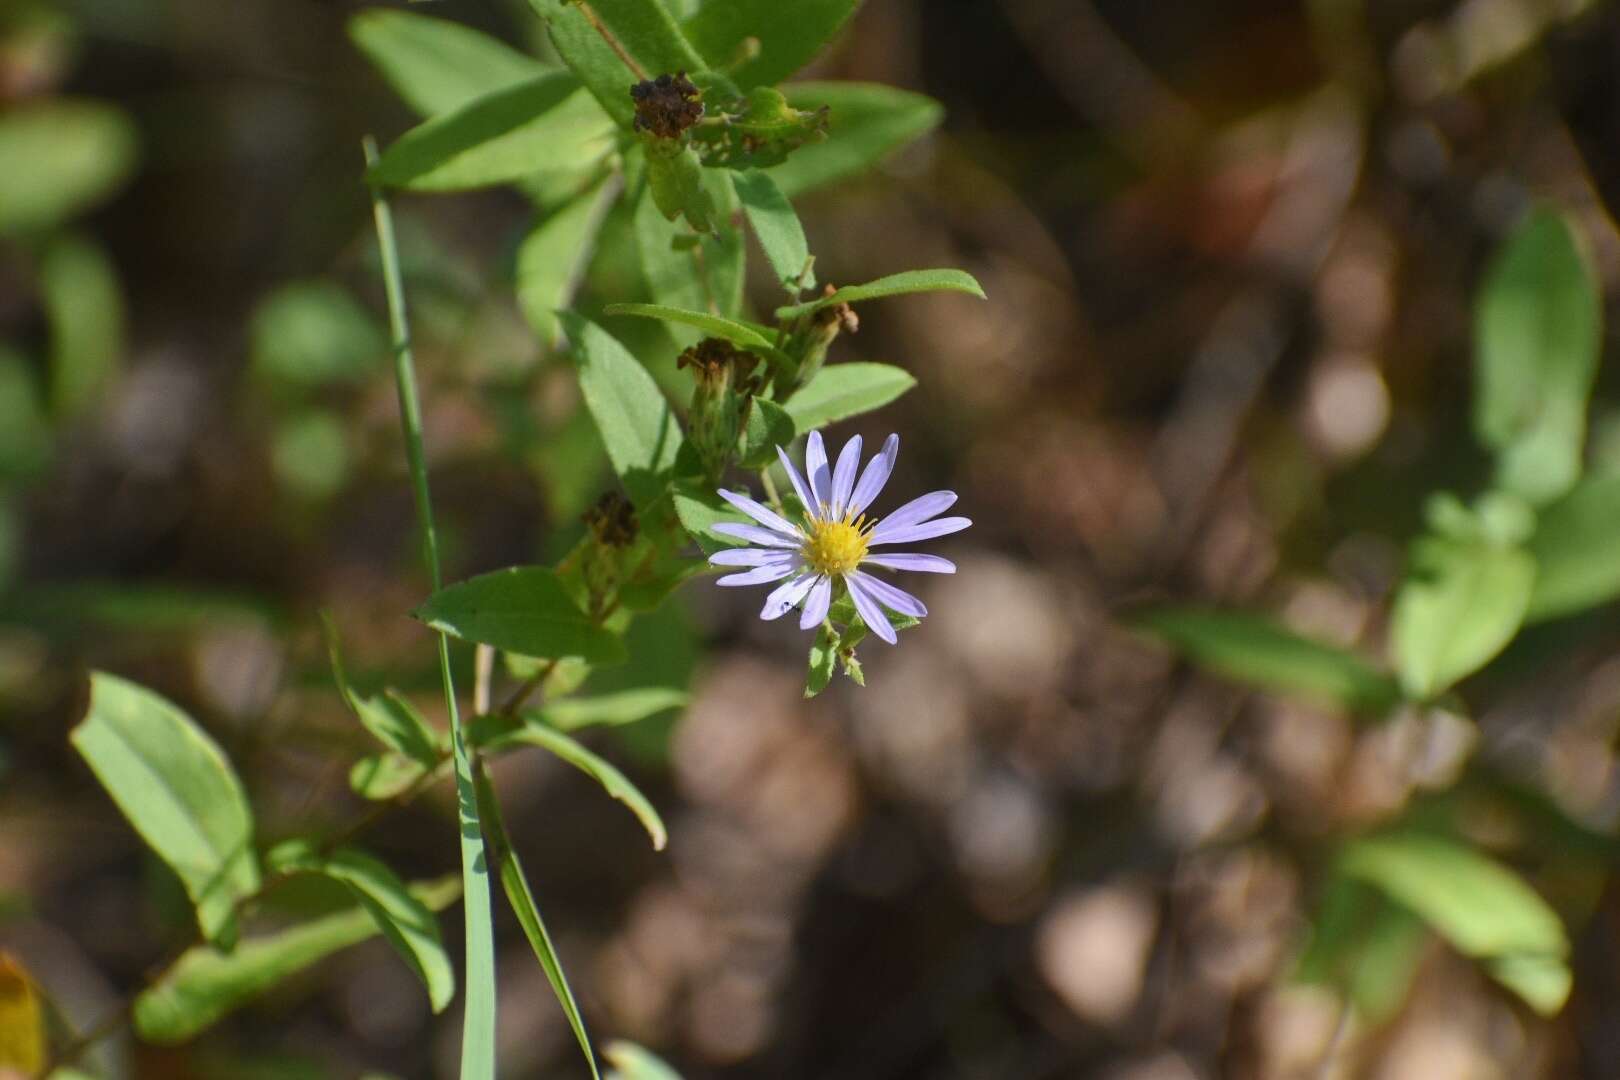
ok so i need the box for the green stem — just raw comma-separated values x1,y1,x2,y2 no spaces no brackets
759,467,784,512
364,136,497,1080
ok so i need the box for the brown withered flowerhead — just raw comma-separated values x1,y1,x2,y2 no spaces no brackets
676,337,761,394
582,491,638,548
631,72,704,139
812,284,859,339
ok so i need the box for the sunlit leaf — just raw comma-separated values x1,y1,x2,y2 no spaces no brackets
541,688,688,731
488,721,666,849
348,753,431,801
805,624,837,699
416,567,627,665
767,82,942,198
1133,608,1399,714
349,9,553,118
324,617,441,766
781,362,915,432
1390,536,1535,700
775,268,984,321
683,0,861,90
528,0,706,129
604,1040,684,1080
72,673,260,948
266,840,454,1012
0,99,138,234
733,170,812,292
1525,473,1620,622
133,877,460,1043
673,482,751,555
740,398,795,470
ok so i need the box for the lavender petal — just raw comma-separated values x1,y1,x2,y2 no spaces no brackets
830,434,862,516
850,570,927,618
718,488,801,537
760,572,818,620
712,522,801,548
849,433,899,516
868,516,972,546
710,548,798,567
873,490,957,533
776,445,815,512
845,574,897,645
805,430,832,513
862,552,956,574
799,575,833,630
717,561,800,587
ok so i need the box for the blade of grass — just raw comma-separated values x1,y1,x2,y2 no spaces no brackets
364,135,497,1080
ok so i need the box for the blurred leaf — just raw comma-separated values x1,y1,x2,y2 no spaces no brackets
0,953,44,1076
518,176,619,350
768,82,942,198
489,720,666,849
733,169,812,292
1474,208,1602,505
782,362,915,432
0,348,52,480
776,268,984,320
72,673,260,948
604,303,787,366
265,840,454,1012
829,594,919,634
368,74,614,192
0,98,137,234
740,398,795,469
1487,952,1573,1017
0,582,279,634
1295,878,1427,1022
604,1040,683,1080
270,411,350,500
1132,608,1399,714
1391,537,1535,700
528,0,706,129
1525,473,1620,622
133,876,460,1043
416,566,627,665
40,233,123,418
541,687,688,730
1339,833,1569,1014
324,618,440,766
683,0,860,90
348,9,553,117
559,312,683,508
632,171,745,336
805,623,836,698
474,765,602,1080
348,754,430,801
250,281,386,388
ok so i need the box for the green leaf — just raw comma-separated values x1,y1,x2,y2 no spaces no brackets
40,234,123,418
782,362,915,432
604,1040,684,1080
559,312,684,507
132,876,460,1043
829,594,919,634
415,567,627,665
683,0,860,90
348,754,430,801
527,0,706,129
603,303,787,365
475,765,602,1080
348,9,553,118
542,688,688,731
776,268,984,321
1132,608,1400,714
324,619,441,767
631,172,745,334
1525,473,1620,622
643,139,715,233
740,398,795,470
806,624,837,698
518,176,619,350
1474,208,1602,505
491,721,666,849
72,673,260,948
767,82,942,199
265,840,454,1012
689,87,830,171
1339,834,1569,1014
0,350,51,482
1295,878,1426,1022
732,170,812,291
673,482,750,555
249,280,386,388
367,74,614,192
0,99,138,235
1391,536,1536,700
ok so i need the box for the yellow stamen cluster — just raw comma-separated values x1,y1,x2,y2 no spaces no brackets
801,512,873,577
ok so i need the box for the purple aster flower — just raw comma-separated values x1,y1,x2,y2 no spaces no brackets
708,432,969,644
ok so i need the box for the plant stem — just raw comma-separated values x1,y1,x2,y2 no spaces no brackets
364,136,497,1080
577,0,648,80
760,467,784,511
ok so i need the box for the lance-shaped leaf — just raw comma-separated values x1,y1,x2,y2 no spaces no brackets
133,876,461,1043
72,673,260,948
1339,834,1570,1015
325,617,440,766
1474,208,1602,505
673,482,753,555
768,82,943,199
416,567,627,665
475,764,601,1080
1133,608,1399,714
604,303,790,370
1525,473,1620,622
349,753,432,801
776,269,984,321
1391,536,1535,700
604,1041,684,1080
528,0,706,129
487,721,666,849
805,624,838,699
348,9,554,118
683,0,861,90
632,170,745,326
519,176,620,349
543,688,689,731
0,99,138,235
782,362,916,432
733,170,813,292
559,312,683,508
266,840,454,1013
41,233,123,418
740,398,795,470
368,73,614,192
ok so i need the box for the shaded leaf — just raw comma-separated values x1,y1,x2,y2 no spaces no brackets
604,303,788,367
683,0,861,90
542,688,689,731
266,840,454,1012
689,86,829,171
776,268,984,320
740,398,795,469
782,362,915,432
1525,473,1620,622
416,567,627,665
0,99,138,234
673,482,751,555
767,82,942,198
72,673,260,948
518,176,619,349
249,280,386,388
349,754,431,801
348,9,553,117
1132,608,1399,714
133,877,460,1043
733,169,812,291
325,617,440,766
40,233,123,418
1391,537,1535,700
490,722,666,849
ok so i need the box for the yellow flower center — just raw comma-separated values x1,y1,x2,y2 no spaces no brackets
801,513,872,577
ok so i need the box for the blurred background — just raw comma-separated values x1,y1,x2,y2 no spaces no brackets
4,0,1620,1076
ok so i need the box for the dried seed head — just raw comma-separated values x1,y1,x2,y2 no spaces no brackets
583,491,638,547
631,72,703,139
677,337,760,393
